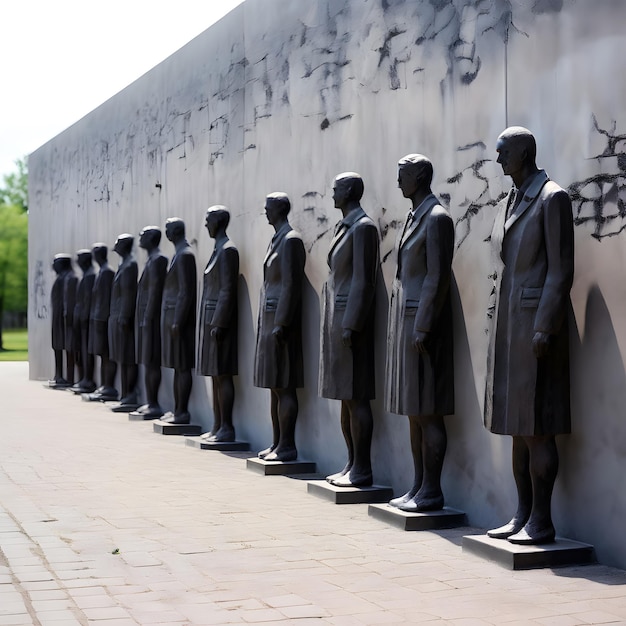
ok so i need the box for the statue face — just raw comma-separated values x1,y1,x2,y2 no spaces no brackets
496,136,526,178
264,200,283,226
206,213,220,238
332,178,351,209
398,166,419,199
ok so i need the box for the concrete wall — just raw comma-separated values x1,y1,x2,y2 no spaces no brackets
28,0,626,568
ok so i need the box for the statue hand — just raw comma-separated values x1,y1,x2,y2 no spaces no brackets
211,326,225,341
532,331,551,358
412,329,429,354
171,323,180,339
342,328,353,348
272,325,285,343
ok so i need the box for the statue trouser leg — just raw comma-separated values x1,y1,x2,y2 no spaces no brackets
329,400,373,487
508,435,557,544
488,435,533,539
53,349,65,382
120,364,138,404
212,376,235,441
390,415,423,507
258,390,280,458
145,364,162,411
326,401,354,482
264,387,298,462
173,369,192,420
397,415,446,512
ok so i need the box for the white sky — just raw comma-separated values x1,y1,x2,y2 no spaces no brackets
0,0,243,181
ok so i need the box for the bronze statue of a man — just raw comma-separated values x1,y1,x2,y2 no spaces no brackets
198,206,240,442
253,193,306,461
485,127,574,545
109,234,139,408
385,154,455,512
71,249,96,392
49,253,76,387
88,243,117,399
319,172,380,487
160,217,197,424
134,226,168,418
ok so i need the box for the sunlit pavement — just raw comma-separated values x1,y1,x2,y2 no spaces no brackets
1,362,625,625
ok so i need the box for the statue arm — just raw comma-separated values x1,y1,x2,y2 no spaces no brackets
342,222,379,332
173,253,197,326
413,208,454,334
144,257,167,323
212,247,239,328
274,236,305,329
534,188,574,336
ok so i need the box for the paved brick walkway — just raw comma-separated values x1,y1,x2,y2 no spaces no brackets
1,363,625,625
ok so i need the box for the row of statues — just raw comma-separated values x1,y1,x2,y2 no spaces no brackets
49,127,573,546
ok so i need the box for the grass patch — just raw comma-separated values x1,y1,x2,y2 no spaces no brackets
0,327,28,361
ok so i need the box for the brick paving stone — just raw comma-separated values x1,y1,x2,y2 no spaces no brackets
0,363,625,626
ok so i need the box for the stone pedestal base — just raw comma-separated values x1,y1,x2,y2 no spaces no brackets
246,457,316,476
111,403,140,413
462,534,595,570
368,503,466,531
152,420,202,436
128,411,162,421
186,437,250,452
307,480,393,504
81,392,118,402
46,380,71,390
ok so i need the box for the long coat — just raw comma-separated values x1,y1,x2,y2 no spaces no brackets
88,265,114,356
253,223,305,389
135,251,167,367
74,268,95,365
63,270,78,351
108,257,138,365
385,194,455,416
198,239,239,377
485,170,574,436
161,241,197,371
319,206,379,400
51,272,65,351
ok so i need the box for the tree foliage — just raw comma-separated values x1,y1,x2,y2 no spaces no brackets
1,157,28,212
0,159,28,348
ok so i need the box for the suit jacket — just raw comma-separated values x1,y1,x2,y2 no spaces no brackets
198,239,239,376
108,256,138,364
161,241,197,370
319,206,379,400
485,170,574,435
136,251,167,366
253,222,305,389
63,270,78,351
385,194,455,416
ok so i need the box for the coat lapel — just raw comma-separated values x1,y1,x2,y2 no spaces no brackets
264,224,289,267
400,194,438,250
205,239,225,274
327,207,366,265
504,170,550,233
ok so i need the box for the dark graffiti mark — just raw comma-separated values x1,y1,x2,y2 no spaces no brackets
569,115,626,240
34,260,48,320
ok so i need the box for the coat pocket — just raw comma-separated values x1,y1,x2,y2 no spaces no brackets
405,298,420,315
335,294,348,310
520,287,542,308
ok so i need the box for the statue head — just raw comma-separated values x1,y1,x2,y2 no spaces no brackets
52,253,72,274
264,193,290,227
332,172,364,209
205,205,230,238
91,243,108,266
496,126,537,179
113,233,134,257
397,154,433,198
139,226,162,250
165,217,185,243
76,249,93,271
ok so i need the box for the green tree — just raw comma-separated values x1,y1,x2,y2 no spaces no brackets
1,157,28,212
0,158,28,350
